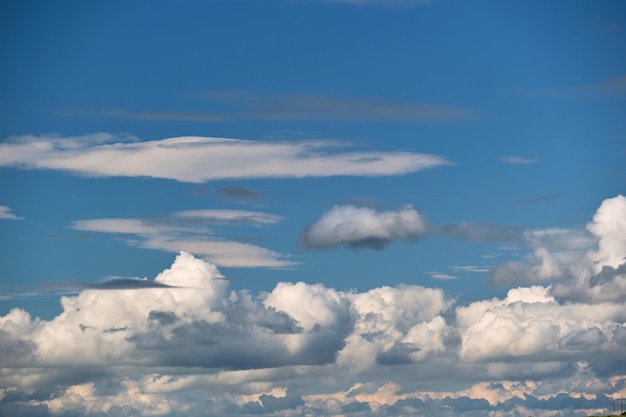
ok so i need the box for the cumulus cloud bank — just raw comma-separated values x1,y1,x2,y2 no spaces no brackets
0,134,450,183
1,195,626,417
300,204,428,249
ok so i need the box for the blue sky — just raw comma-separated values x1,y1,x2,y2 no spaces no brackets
1,1,625,416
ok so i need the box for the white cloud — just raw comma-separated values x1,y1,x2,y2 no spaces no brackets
428,272,457,280
586,194,626,271
491,195,626,303
0,253,625,416
300,204,428,250
71,209,294,268
0,205,22,220
2,196,626,417
456,285,626,362
0,134,451,183
451,265,490,273
173,209,282,225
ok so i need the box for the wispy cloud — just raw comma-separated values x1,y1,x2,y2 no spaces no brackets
501,155,539,164
86,91,480,123
95,109,226,122
46,277,179,291
451,265,490,273
216,186,264,204
427,271,457,280
438,222,524,242
197,91,480,122
0,205,22,220
71,209,294,268
0,134,452,183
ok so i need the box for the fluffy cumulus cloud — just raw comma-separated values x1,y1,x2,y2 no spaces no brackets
456,285,626,362
0,134,450,183
2,196,626,417
491,195,626,303
300,204,428,249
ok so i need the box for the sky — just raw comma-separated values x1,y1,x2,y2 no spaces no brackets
0,1,625,416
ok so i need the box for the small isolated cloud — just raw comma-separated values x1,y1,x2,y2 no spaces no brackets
0,134,451,183
300,204,428,250
173,209,282,225
451,266,490,273
0,205,22,220
427,272,457,280
501,156,539,164
71,209,294,268
216,186,263,203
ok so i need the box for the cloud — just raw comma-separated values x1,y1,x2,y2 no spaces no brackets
0,134,451,183
96,91,479,124
173,209,282,225
0,205,23,220
428,272,457,280
71,209,294,268
195,91,478,122
490,195,626,303
501,156,539,164
1,249,626,416
2,197,626,417
300,204,428,250
456,285,626,362
50,277,179,291
451,266,490,273
216,187,264,204
438,222,524,242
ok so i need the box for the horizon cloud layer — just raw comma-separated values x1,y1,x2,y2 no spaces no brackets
1,196,625,417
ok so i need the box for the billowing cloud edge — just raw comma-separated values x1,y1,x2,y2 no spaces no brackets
300,204,428,250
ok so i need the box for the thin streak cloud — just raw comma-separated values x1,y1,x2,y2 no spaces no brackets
92,92,480,123
71,209,295,268
0,205,22,220
199,91,481,122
